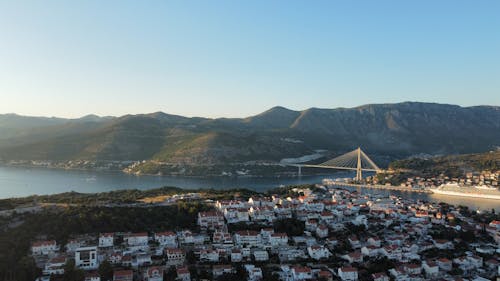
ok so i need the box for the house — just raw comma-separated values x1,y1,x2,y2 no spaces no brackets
224,208,250,223
113,270,133,281
371,272,389,281
143,266,163,281
65,239,82,253
437,257,452,271
338,267,358,281
234,230,262,246
316,225,329,238
32,240,58,256
367,237,381,247
176,266,191,281
43,256,66,275
291,266,313,280
305,219,318,231
422,261,439,278
361,246,380,257
155,231,177,247
388,267,408,280
252,250,269,262
197,211,225,229
165,248,185,265
342,251,363,263
433,239,453,250
245,264,263,281
84,271,101,281
381,245,402,260
98,233,114,248
348,236,361,249
125,232,148,247
230,249,243,262
249,206,275,222
132,253,152,268
75,246,98,270
307,245,330,260
404,263,421,275
213,230,233,245
200,249,219,262
269,233,288,247
212,265,234,278
108,252,122,265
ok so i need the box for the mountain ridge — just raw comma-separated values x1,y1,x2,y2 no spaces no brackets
1,102,500,165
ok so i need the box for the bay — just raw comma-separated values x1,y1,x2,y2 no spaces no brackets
0,166,498,211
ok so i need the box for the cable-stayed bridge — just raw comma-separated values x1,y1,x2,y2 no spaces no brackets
290,147,381,182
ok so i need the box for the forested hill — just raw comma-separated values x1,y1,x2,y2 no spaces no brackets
1,102,499,164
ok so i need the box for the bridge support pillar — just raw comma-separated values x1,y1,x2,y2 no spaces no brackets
298,165,302,177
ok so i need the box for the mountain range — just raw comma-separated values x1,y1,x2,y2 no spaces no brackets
1,102,499,166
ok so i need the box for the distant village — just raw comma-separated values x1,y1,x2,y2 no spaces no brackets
30,185,500,281
367,170,500,190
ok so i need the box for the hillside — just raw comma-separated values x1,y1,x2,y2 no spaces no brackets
0,102,499,168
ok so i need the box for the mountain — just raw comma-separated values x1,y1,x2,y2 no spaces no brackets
0,102,499,166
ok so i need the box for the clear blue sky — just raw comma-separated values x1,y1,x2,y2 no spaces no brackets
1,1,499,118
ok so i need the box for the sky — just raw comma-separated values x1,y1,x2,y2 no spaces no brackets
1,1,499,118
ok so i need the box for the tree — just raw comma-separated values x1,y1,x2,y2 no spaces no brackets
98,260,113,281
63,260,84,281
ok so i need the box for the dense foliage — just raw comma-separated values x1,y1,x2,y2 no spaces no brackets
0,202,211,281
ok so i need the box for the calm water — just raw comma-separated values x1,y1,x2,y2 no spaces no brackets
0,166,498,211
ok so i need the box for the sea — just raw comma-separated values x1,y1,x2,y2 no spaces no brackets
0,166,498,211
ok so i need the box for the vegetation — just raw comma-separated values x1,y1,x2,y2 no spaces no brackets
0,202,211,281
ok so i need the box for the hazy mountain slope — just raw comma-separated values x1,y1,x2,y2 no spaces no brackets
0,102,499,163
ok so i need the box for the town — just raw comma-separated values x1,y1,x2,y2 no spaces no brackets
30,185,500,281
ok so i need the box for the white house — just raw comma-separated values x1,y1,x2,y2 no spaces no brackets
316,225,329,238
269,233,288,247
252,250,269,262
231,249,243,262
176,267,191,281
197,211,225,229
32,240,58,256
165,248,185,265
155,231,177,247
212,265,234,278
338,267,358,281
422,261,439,278
245,265,263,281
307,245,330,260
43,256,66,275
200,249,219,262
143,266,163,281
234,230,262,246
291,266,313,280
125,232,149,246
75,246,98,270
98,233,114,248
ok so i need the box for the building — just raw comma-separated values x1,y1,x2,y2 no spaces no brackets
234,230,262,246
245,264,263,281
143,266,163,281
197,211,225,229
98,233,114,248
155,231,177,247
176,266,191,281
338,267,358,281
252,250,269,261
43,256,66,275
269,233,288,247
75,246,98,270
165,248,186,265
200,249,219,262
291,266,313,280
212,265,234,278
307,245,330,260
113,270,133,281
32,240,58,256
125,232,149,246
84,271,101,281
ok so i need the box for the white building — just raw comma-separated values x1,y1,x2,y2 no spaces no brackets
43,256,66,275
197,211,225,229
155,231,177,247
307,245,330,260
338,267,358,281
252,250,269,262
99,233,114,248
245,265,263,281
75,246,98,270
143,266,163,281
200,249,219,262
291,266,313,280
32,240,58,256
125,232,149,246
234,230,262,246
269,233,288,247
